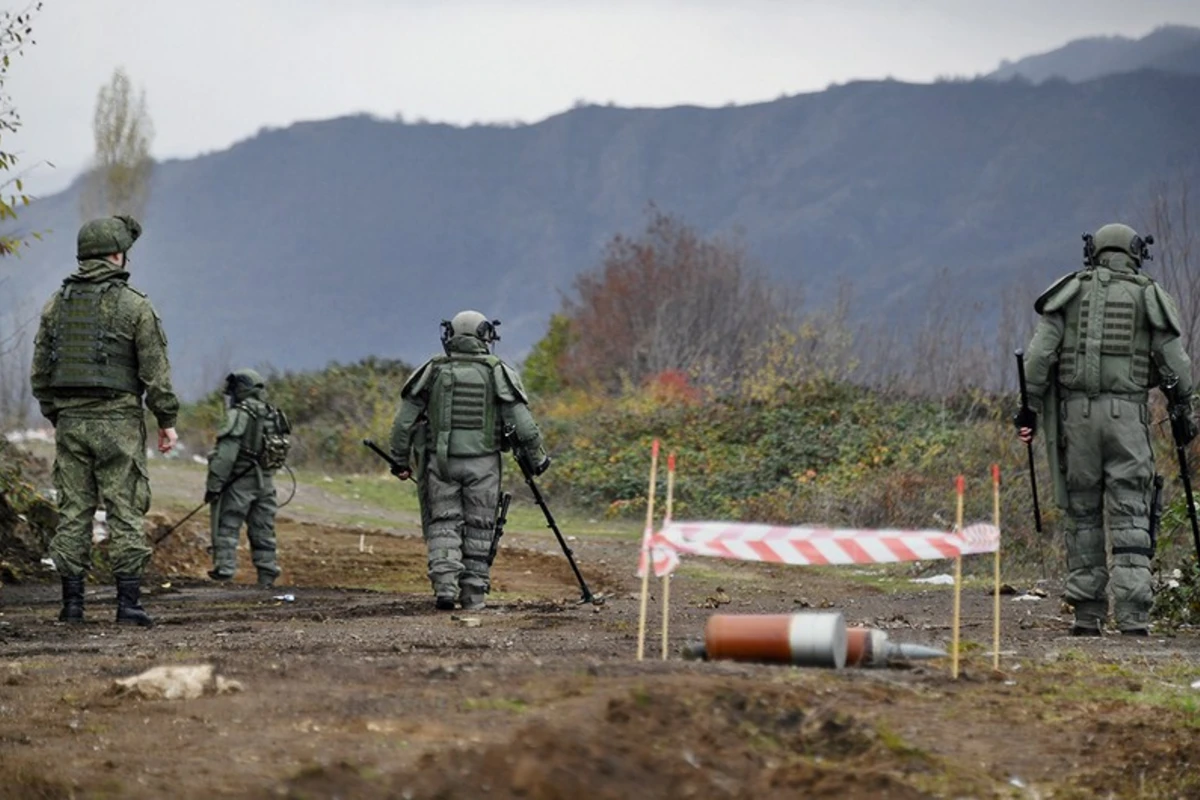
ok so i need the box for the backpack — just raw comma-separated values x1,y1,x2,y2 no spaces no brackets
241,402,292,470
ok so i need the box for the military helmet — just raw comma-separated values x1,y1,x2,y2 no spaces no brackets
223,368,266,396
440,310,500,345
1089,223,1153,264
76,215,142,260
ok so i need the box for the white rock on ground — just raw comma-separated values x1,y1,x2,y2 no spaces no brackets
109,664,245,700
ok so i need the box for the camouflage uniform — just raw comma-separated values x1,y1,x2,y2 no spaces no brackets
31,216,179,626
205,369,284,588
390,311,548,611
1023,224,1194,635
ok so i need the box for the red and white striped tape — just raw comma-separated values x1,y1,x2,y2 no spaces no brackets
638,521,1000,577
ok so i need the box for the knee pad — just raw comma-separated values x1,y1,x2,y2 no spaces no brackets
1064,527,1106,570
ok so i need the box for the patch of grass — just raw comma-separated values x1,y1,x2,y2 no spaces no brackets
875,723,932,761
1125,683,1200,728
462,697,528,713
1024,657,1200,730
737,721,783,753
286,511,416,531
360,578,429,594
298,471,422,515
305,471,641,540
675,562,765,584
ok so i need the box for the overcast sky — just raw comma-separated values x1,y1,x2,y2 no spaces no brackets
8,0,1200,195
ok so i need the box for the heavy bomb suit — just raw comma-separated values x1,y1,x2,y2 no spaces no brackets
1023,224,1194,634
206,369,285,587
389,311,548,610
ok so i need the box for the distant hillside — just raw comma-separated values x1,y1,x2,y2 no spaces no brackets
990,24,1200,83
5,69,1200,398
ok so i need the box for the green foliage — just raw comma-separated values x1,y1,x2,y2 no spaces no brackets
522,313,573,396
1153,559,1200,629
0,2,42,256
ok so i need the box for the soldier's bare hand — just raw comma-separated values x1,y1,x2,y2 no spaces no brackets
1017,426,1034,444
158,427,178,453
394,469,412,481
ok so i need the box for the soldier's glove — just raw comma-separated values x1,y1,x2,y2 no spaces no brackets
1174,411,1199,446
1013,406,1037,437
204,490,220,504
533,456,552,476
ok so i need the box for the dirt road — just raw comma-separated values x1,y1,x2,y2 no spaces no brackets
2,466,1199,799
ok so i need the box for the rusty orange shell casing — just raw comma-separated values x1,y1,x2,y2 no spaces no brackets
845,627,890,667
704,612,847,668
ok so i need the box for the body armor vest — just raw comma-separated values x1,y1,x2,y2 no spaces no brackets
427,354,503,458
48,280,140,395
1058,267,1155,396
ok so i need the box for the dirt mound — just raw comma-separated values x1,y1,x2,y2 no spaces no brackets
0,439,57,584
142,515,604,604
144,511,212,577
277,679,936,799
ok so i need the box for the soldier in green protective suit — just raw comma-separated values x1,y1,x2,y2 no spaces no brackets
1018,224,1196,636
205,369,289,588
30,215,180,627
390,310,549,611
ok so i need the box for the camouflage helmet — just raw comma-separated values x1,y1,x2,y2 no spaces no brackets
440,310,500,345
76,215,142,260
223,368,265,396
1089,223,1153,264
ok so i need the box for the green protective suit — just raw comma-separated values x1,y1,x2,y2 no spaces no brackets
206,390,281,583
30,258,179,578
389,334,547,603
411,418,432,539
1024,251,1194,631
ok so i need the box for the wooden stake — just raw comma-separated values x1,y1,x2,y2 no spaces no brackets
661,453,676,661
636,439,660,661
952,475,965,680
992,464,1002,671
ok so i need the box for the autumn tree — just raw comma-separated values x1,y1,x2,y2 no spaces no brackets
80,67,154,220
559,207,795,394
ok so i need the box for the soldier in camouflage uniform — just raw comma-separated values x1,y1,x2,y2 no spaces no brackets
31,216,179,627
1019,224,1195,636
390,311,549,611
205,369,287,588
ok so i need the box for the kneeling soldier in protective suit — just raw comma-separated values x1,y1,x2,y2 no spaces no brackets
1018,224,1195,636
31,215,179,627
206,369,290,588
389,311,549,611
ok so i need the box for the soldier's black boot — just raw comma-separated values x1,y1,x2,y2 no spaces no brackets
58,575,85,623
114,575,154,628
